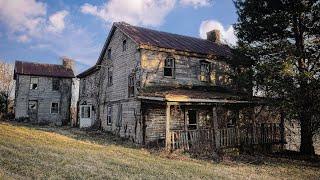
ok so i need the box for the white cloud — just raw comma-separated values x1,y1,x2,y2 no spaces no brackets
199,20,237,46
47,10,69,33
81,0,176,26
180,0,211,8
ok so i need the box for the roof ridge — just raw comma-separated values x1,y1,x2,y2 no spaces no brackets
15,60,65,67
116,22,223,46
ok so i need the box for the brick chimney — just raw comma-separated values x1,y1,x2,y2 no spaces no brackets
61,57,75,72
206,29,221,43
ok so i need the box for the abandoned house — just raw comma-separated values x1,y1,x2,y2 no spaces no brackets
77,22,283,150
14,58,75,125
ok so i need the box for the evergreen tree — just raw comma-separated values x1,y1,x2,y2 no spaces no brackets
234,0,320,155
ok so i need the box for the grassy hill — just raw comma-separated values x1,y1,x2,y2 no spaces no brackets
0,121,319,179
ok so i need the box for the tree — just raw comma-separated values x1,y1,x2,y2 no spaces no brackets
234,0,320,155
0,61,14,115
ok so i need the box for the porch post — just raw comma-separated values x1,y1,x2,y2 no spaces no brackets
212,106,220,149
165,103,171,150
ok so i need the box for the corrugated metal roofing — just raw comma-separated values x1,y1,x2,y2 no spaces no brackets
14,61,75,79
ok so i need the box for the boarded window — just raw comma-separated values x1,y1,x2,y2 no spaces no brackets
80,106,91,118
51,102,59,114
164,58,174,77
52,78,60,91
107,49,111,59
128,73,135,97
108,67,113,86
116,104,122,127
107,106,112,125
122,40,127,51
200,61,210,82
30,77,38,90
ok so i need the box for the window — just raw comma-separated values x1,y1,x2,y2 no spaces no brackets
122,40,127,51
51,102,59,114
107,106,112,125
80,105,91,118
188,110,197,130
164,57,175,77
200,61,210,82
116,104,122,127
107,49,111,59
128,73,135,97
30,77,38,90
107,67,113,86
52,78,60,91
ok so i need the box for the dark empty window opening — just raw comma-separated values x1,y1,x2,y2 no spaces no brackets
164,58,174,77
188,110,197,130
107,106,112,125
122,40,127,51
107,67,113,86
52,78,60,91
28,100,38,110
107,49,111,59
128,74,135,97
30,77,38,90
51,102,59,114
200,62,210,82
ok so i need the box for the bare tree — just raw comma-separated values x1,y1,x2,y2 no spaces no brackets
0,60,14,114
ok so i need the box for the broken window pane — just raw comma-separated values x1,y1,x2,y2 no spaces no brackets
51,102,59,114
30,77,38,90
164,58,174,77
28,101,37,110
52,78,60,91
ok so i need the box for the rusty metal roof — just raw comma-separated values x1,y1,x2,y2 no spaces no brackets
116,22,232,57
14,61,75,79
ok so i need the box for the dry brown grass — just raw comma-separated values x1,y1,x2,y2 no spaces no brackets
0,121,319,180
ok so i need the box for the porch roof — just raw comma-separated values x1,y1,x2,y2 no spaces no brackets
138,87,256,104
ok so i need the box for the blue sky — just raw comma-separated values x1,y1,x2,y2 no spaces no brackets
0,0,237,74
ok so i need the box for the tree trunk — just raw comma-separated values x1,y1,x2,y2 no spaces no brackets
300,118,315,155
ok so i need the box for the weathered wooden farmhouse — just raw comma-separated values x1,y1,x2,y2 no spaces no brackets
77,22,283,150
14,59,75,125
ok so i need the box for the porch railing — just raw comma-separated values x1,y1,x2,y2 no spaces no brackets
170,123,281,150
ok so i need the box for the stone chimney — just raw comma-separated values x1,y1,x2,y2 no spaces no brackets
206,29,221,43
61,57,75,72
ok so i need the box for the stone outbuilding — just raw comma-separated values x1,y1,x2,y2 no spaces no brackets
13,58,75,125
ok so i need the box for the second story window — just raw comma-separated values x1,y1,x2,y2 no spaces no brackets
107,67,113,86
107,49,111,59
30,77,38,90
164,57,175,77
122,40,127,51
52,78,60,91
200,61,210,82
128,73,135,97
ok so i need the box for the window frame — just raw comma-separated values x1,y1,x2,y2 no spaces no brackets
200,61,211,82
80,105,91,119
107,49,111,59
122,40,127,51
163,57,175,77
50,102,59,114
52,78,60,91
30,77,39,90
107,106,112,125
128,73,135,97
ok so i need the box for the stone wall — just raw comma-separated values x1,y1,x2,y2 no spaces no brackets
15,75,72,124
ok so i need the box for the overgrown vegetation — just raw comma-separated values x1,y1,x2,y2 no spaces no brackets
234,0,320,155
0,121,319,179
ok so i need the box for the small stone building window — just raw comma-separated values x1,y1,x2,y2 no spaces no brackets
107,106,112,125
164,57,175,77
80,105,91,118
52,78,60,91
107,67,113,86
107,49,111,59
128,73,135,97
122,40,127,51
51,102,59,114
200,61,210,82
30,77,38,90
